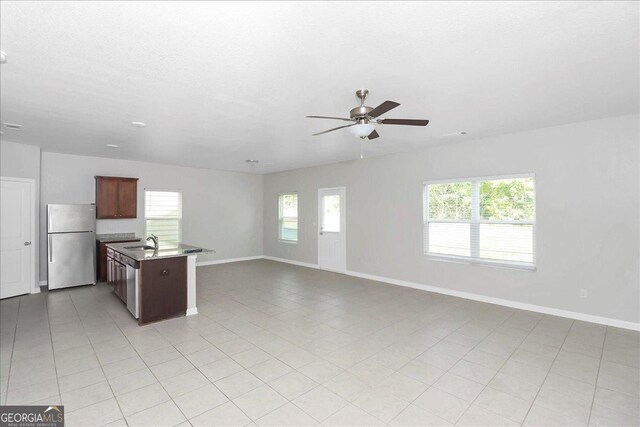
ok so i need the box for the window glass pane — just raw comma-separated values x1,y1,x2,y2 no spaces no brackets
479,223,534,263
281,219,298,241
145,191,181,219
322,195,340,232
145,219,180,244
279,194,298,241
428,222,471,257
479,178,535,221
281,194,298,218
428,182,472,220
145,191,181,243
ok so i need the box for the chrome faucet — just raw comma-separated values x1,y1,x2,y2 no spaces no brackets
146,234,159,249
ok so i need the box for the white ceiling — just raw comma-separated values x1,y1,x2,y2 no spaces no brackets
1,1,638,173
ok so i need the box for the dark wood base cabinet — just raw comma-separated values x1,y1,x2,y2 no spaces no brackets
98,240,139,282
106,249,127,305
139,257,187,325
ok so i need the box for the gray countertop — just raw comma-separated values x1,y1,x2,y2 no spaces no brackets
106,241,214,261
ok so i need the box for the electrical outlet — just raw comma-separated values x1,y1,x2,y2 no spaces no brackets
580,289,588,298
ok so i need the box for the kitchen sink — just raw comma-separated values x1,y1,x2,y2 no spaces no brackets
124,245,156,250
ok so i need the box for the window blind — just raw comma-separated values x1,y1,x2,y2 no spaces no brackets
279,193,298,242
424,175,535,268
145,190,182,244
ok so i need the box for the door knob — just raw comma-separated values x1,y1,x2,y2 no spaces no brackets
24,241,31,246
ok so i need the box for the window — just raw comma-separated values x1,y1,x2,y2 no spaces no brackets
322,194,341,232
145,190,182,244
278,193,298,242
424,175,535,268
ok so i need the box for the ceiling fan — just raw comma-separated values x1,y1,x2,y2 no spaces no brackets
307,89,429,140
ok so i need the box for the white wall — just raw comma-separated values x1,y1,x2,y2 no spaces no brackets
1,140,41,288
263,115,640,325
40,152,263,281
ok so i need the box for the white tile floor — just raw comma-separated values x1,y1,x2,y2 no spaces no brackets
1,259,639,426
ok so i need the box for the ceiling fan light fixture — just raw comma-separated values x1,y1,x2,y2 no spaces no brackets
350,123,375,138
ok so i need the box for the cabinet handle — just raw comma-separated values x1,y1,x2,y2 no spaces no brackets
48,236,54,262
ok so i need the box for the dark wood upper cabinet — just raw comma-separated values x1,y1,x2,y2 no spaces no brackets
95,176,139,219
117,179,138,218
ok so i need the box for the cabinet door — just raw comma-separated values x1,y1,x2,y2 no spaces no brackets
95,177,119,219
139,257,187,324
117,179,138,218
106,256,114,286
119,264,127,304
114,261,121,298
98,243,107,282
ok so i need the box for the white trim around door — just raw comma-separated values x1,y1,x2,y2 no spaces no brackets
317,187,347,273
1,177,37,297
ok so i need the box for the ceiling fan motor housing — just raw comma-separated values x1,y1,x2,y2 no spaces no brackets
350,106,373,120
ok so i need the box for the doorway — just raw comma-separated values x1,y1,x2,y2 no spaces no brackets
318,187,346,272
1,177,35,299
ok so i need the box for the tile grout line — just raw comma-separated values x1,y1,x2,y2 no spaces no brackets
43,292,64,404
107,299,261,424
328,301,519,425
3,297,21,405
103,310,193,424
66,287,131,423
586,326,608,426
411,307,533,425
518,319,576,425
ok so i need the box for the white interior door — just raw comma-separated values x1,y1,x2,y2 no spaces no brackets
318,187,346,272
1,179,34,299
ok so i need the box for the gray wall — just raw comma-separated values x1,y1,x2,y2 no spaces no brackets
263,114,640,324
40,152,264,281
1,140,41,286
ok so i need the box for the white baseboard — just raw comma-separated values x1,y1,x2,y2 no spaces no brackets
344,270,640,331
259,255,639,331
196,255,263,267
263,256,319,269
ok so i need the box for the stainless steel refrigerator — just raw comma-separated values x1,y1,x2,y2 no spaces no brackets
47,204,96,290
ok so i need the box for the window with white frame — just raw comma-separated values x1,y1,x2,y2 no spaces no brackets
278,193,298,242
423,175,535,268
145,190,182,244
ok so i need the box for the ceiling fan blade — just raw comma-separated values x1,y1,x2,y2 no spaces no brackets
312,123,356,136
368,101,400,118
379,119,430,126
367,130,380,140
307,115,355,122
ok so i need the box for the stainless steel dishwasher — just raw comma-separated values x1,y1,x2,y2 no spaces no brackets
122,255,140,319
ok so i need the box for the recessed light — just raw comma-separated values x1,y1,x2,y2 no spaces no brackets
3,123,22,130
245,159,259,164
131,122,146,128
106,144,118,148
0,51,6,64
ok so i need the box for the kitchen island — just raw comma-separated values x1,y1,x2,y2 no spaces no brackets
105,241,212,325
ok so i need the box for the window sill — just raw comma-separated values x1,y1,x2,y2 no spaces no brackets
278,239,298,244
424,254,536,271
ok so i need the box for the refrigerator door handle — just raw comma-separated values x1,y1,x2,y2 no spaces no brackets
48,235,54,262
